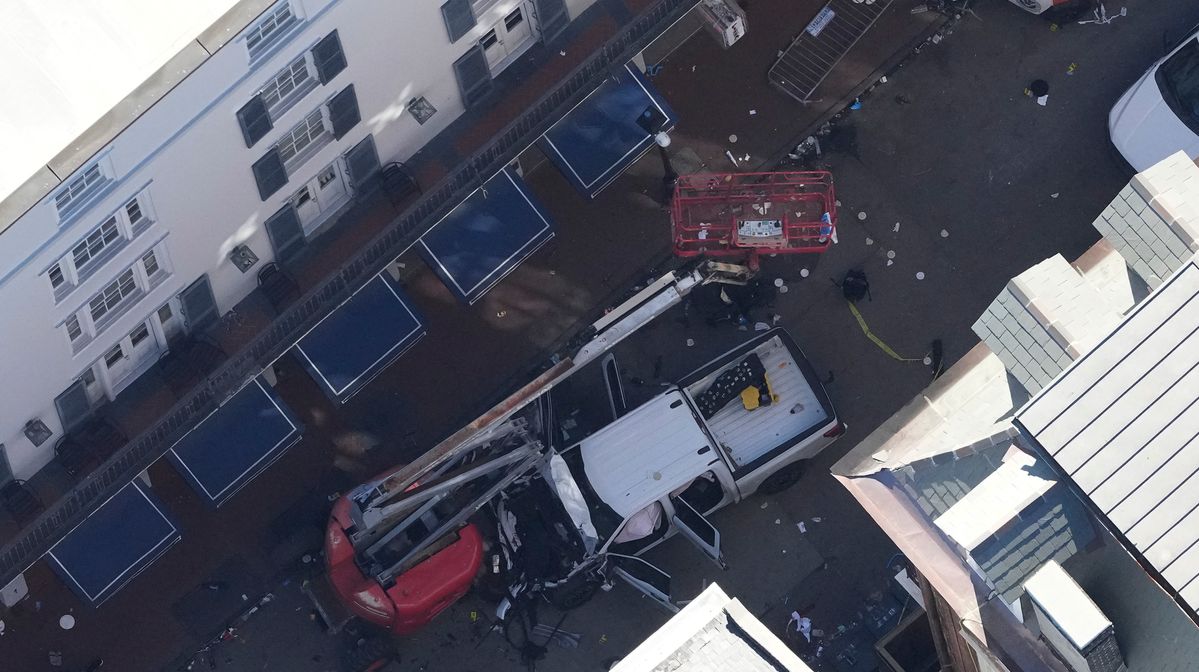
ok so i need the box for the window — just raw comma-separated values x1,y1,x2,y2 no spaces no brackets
480,29,499,49
129,323,150,347
261,55,316,118
89,269,138,323
125,197,145,229
65,316,83,342
141,249,161,278
49,264,66,290
246,3,298,61
72,217,121,272
103,344,124,369
49,192,154,299
1157,38,1199,135
54,163,110,220
505,8,524,31
276,108,331,167
81,368,97,387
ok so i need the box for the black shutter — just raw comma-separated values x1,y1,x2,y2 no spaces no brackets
328,85,361,139
441,0,476,43
344,135,381,189
252,148,288,201
264,204,306,263
533,0,570,44
312,30,347,84
236,96,273,148
179,275,220,334
55,380,92,434
453,45,493,109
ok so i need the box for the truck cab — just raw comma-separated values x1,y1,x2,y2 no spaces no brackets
495,328,842,611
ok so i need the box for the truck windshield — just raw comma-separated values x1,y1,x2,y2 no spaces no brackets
561,449,623,542
1157,38,1199,135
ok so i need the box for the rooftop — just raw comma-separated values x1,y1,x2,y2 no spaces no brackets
0,0,260,230
1017,258,1199,619
611,583,811,672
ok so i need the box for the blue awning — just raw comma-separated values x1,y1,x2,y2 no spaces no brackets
540,62,677,199
419,168,555,304
167,377,302,507
294,272,425,403
46,481,180,606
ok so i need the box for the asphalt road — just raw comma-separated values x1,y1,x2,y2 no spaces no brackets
173,2,1199,670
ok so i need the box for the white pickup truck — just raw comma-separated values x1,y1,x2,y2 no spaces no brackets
495,327,843,611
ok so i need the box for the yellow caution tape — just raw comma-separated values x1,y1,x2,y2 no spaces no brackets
847,301,923,362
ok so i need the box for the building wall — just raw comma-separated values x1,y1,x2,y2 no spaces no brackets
0,0,595,479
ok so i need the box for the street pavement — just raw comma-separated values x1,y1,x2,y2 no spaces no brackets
5,0,1199,670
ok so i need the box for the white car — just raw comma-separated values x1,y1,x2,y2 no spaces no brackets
1109,29,1199,172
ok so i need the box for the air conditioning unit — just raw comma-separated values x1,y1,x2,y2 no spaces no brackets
699,0,746,49
1023,561,1126,672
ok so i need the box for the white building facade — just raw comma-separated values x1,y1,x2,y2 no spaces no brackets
0,0,596,482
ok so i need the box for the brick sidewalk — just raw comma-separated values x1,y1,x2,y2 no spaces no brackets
0,1,944,669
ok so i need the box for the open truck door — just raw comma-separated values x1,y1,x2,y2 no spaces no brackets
608,553,679,614
669,496,728,570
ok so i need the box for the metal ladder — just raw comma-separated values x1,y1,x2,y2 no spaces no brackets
768,0,893,103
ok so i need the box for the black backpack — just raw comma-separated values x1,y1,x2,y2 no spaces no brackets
842,269,870,303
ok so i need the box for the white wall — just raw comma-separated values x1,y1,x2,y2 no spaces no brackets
0,0,597,478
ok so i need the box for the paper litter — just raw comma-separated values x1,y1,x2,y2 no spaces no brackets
797,521,807,533
857,211,867,221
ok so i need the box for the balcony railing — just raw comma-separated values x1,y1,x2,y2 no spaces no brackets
0,0,699,586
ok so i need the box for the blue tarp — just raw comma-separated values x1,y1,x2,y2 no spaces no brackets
167,377,302,507
419,168,555,304
294,272,425,403
46,481,180,606
540,62,677,199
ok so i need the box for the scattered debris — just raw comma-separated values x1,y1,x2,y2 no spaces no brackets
1078,2,1127,25
59,614,75,630
772,314,783,325
686,338,695,347
754,322,771,331
726,150,740,167
775,518,782,525
761,501,769,509
1051,192,1060,199
849,98,862,110
1066,62,1078,75
893,222,900,233
880,76,888,83
1025,79,1050,107
857,211,867,221
729,134,738,143
496,310,507,318
812,517,823,523
916,271,925,280
923,355,933,365
559,50,566,56
779,285,790,294
886,250,896,259
940,229,949,238
931,33,943,44
800,268,810,278
886,260,894,267
797,521,808,534
865,237,874,246
750,109,758,115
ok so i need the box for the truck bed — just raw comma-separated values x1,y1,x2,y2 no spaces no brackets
684,332,830,471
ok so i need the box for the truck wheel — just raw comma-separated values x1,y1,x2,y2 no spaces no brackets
758,462,806,495
548,578,602,610
340,635,397,672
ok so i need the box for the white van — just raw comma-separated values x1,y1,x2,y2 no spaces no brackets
1109,29,1199,172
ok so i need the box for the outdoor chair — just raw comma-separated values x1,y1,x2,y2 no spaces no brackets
0,480,43,525
55,435,100,482
258,262,300,313
381,162,421,207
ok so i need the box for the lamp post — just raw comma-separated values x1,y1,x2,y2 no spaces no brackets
655,131,678,206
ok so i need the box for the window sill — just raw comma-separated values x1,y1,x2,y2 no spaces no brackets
247,19,308,71
56,181,117,229
268,78,321,125
91,288,147,336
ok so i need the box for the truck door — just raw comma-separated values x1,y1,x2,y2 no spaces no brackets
669,495,728,570
608,553,679,614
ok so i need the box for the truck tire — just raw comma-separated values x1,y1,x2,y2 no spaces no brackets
340,635,397,672
548,578,602,610
758,462,806,495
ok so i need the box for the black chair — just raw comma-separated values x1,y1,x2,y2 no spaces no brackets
258,262,300,313
1,480,43,525
381,162,421,207
55,435,100,482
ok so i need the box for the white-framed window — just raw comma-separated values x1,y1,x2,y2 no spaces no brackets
53,161,113,223
72,216,122,273
470,0,503,14
103,343,124,368
65,315,83,342
245,2,299,61
261,54,317,119
276,108,332,169
63,240,172,349
89,268,138,324
47,191,155,300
